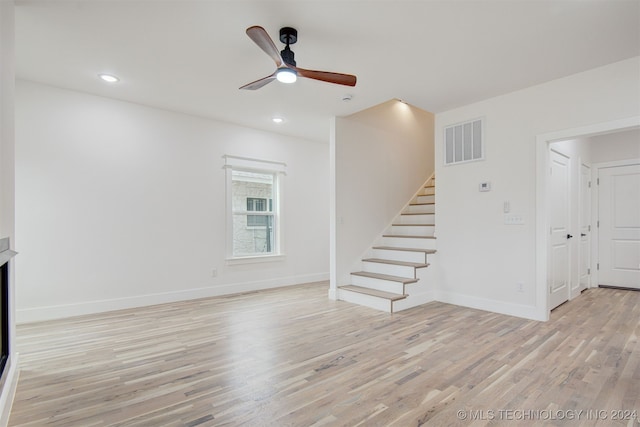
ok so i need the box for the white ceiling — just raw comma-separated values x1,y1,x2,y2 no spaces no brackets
15,0,640,143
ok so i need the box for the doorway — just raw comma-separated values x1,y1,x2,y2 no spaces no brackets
596,162,640,290
535,117,640,320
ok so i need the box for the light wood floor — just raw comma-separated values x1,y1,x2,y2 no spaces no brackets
8,283,640,426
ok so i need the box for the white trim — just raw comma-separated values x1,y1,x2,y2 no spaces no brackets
0,354,19,427
329,117,338,299
393,290,436,312
536,116,640,321
16,273,329,323
577,158,591,295
592,158,640,169
225,254,285,265
435,291,544,321
222,155,287,174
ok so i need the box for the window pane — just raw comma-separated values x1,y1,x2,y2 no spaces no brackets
233,214,274,256
247,197,266,212
445,127,454,164
232,170,273,212
463,122,472,161
473,120,483,159
454,125,463,162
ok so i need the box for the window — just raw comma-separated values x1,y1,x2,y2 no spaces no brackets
224,155,285,259
247,198,272,227
444,118,484,165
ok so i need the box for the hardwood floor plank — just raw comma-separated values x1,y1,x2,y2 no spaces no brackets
8,284,640,426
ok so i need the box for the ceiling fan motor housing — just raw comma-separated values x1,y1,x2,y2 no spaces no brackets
279,27,297,45
279,27,298,66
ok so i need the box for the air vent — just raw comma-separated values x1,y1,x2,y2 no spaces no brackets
444,118,483,165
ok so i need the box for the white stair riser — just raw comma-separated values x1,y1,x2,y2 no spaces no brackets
380,236,437,250
338,289,392,313
405,204,435,214
416,194,435,203
396,213,435,224
370,248,427,264
423,187,435,196
387,225,435,236
351,275,407,294
362,261,416,278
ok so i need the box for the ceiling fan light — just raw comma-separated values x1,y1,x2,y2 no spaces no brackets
276,68,297,84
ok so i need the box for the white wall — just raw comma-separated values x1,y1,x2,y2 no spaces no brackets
0,2,19,425
332,100,434,290
434,57,640,320
589,128,640,163
15,80,329,322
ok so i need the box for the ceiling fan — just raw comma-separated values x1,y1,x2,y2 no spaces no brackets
240,26,357,90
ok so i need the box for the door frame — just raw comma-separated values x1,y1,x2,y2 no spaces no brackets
535,116,640,321
577,161,591,296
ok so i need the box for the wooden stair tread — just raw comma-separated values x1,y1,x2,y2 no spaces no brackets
351,271,418,284
373,246,437,254
362,258,429,268
410,202,435,206
382,234,436,239
339,285,407,301
401,212,434,216
392,223,435,227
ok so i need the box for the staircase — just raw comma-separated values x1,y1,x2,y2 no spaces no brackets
338,176,437,313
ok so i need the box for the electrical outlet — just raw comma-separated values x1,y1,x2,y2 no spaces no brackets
211,269,217,278
517,282,524,292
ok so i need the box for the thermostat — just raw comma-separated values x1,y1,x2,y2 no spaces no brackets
479,182,491,192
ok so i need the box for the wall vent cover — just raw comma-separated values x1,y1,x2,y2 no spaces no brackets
444,118,483,165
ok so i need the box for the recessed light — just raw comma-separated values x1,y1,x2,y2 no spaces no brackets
98,74,119,83
272,117,284,124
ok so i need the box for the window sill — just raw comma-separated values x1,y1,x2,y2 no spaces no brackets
226,254,285,266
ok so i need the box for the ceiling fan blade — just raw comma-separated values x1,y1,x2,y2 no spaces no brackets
293,66,357,87
239,73,276,90
246,26,283,67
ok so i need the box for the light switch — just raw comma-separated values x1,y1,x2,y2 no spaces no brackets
504,214,524,225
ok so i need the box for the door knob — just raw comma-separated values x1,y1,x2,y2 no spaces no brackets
581,233,586,237
567,234,573,239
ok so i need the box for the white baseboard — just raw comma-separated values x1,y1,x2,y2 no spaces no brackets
393,290,436,312
16,273,329,323
0,353,19,427
435,291,546,321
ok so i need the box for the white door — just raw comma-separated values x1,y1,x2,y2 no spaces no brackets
549,150,571,309
578,163,591,294
598,164,640,289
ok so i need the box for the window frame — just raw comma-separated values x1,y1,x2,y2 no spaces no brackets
224,155,286,263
